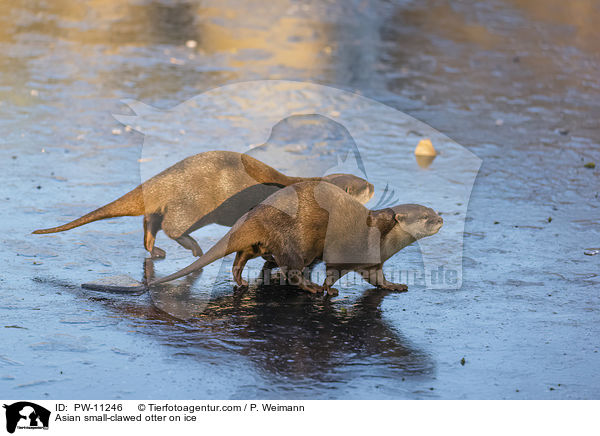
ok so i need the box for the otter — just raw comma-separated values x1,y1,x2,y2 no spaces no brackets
83,181,442,296
33,151,373,258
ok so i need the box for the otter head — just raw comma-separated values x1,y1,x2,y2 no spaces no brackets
368,204,443,263
391,204,443,240
323,173,374,204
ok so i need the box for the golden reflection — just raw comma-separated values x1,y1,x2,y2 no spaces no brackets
0,0,330,68
0,0,336,105
197,14,326,71
503,0,599,52
416,155,436,169
399,2,502,49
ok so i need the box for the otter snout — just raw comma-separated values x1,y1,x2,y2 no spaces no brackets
431,214,444,234
356,181,375,204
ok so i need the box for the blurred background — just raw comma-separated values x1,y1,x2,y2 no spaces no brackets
0,0,598,399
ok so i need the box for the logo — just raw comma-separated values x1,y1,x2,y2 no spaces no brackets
3,402,50,434
115,80,480,293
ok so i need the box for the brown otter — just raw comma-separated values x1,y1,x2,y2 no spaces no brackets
83,181,442,295
33,151,373,258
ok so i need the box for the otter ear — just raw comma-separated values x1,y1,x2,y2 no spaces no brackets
394,213,407,223
368,209,397,234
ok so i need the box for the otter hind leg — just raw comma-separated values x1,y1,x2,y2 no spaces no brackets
175,235,203,257
232,250,254,288
276,252,323,294
144,214,165,259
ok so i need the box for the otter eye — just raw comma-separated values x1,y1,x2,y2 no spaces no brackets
421,215,429,220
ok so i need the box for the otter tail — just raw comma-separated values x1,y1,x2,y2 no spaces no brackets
33,186,145,234
148,220,258,286
81,216,259,293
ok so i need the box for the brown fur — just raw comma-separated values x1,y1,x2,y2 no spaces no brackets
33,151,373,258
94,181,442,295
